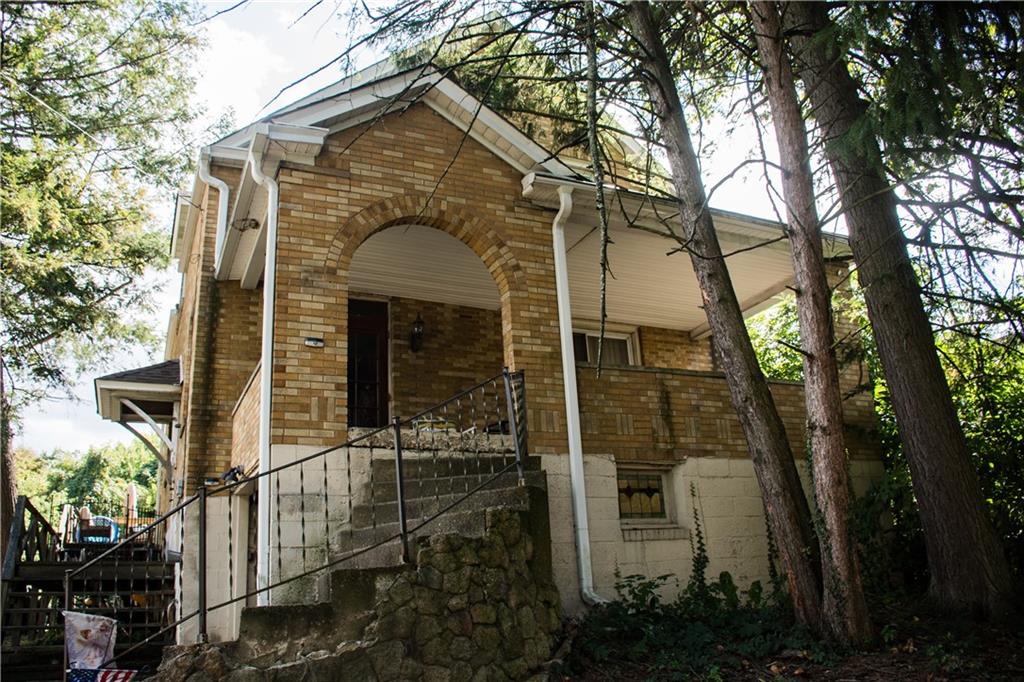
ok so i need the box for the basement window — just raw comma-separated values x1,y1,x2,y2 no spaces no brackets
617,469,668,521
573,330,637,366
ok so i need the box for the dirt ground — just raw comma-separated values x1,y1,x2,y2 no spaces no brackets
564,603,1024,681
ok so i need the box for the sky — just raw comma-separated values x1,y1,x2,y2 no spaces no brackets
15,0,784,454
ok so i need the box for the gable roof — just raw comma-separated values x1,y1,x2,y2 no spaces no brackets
94,359,182,424
95,359,181,385
209,61,580,179
185,54,850,313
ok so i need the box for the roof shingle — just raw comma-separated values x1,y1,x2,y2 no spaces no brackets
95,359,180,385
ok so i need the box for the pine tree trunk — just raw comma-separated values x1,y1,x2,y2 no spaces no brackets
783,1,1014,617
627,1,824,632
749,1,872,643
1,356,16,566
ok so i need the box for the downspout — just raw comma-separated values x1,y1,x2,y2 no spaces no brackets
197,148,230,270
550,185,605,606
248,148,278,607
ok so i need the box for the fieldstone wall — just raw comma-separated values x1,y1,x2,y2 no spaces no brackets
363,508,561,680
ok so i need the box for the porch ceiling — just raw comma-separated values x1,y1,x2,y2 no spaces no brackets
564,219,794,333
522,173,852,337
346,221,817,337
349,225,500,309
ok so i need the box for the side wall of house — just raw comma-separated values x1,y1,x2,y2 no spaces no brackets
165,164,263,497
544,453,884,615
547,260,881,613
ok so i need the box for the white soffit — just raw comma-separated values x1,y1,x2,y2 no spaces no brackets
563,220,794,331
349,225,500,310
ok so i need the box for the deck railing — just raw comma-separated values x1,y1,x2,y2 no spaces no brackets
63,368,528,672
2,497,64,649
58,502,161,550
3,497,61,579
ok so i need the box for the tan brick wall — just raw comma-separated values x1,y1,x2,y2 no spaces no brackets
576,365,879,463
389,297,503,418
231,364,261,473
169,178,221,495
164,165,263,493
201,282,262,479
269,104,568,452
827,260,876,429
637,326,715,371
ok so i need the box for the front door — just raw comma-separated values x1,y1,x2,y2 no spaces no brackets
348,300,389,428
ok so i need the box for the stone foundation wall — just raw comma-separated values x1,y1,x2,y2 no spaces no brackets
360,507,561,680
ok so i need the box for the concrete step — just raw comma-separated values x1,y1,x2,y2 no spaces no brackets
367,453,539,478
348,427,516,455
231,565,410,666
332,484,536,571
359,467,526,508
350,471,540,529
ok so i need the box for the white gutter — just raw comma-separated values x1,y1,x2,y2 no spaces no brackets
550,185,605,606
197,148,230,273
248,146,278,607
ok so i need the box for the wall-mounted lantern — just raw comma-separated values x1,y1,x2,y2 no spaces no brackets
410,314,425,352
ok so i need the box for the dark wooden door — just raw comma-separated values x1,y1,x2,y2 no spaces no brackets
348,300,389,428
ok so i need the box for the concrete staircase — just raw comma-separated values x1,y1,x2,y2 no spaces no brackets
150,467,561,682
326,453,543,571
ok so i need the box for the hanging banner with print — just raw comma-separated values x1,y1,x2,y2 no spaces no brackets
63,610,117,670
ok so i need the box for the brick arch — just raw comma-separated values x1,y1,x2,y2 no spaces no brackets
324,194,528,372
325,194,525,302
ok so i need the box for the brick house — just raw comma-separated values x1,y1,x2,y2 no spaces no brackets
94,62,881,641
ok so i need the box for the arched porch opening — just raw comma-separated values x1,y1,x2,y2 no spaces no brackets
346,224,504,426
329,197,525,430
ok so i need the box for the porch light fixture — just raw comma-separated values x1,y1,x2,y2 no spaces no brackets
410,314,425,352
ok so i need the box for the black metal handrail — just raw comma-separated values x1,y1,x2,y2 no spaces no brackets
63,368,528,674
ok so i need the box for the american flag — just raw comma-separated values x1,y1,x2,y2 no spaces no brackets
68,669,137,682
